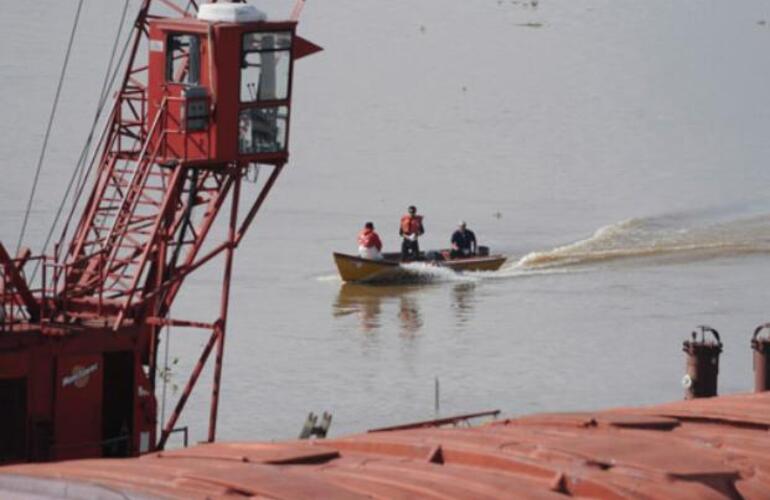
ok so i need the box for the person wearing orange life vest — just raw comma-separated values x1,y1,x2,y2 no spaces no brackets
358,222,383,260
399,205,425,260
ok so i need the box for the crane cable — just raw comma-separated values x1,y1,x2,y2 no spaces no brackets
31,0,133,281
16,0,86,256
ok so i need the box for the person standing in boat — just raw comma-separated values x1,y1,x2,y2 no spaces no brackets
399,205,425,260
450,221,476,259
358,222,383,260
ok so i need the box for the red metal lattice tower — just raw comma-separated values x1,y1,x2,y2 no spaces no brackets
0,0,320,462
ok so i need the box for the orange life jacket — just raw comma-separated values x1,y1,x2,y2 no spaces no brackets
400,215,423,236
358,229,382,250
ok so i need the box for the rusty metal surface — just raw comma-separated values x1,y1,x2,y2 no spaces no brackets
682,325,723,399
3,392,770,499
752,323,770,392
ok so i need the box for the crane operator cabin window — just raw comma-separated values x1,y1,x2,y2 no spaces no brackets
167,34,200,85
239,32,292,154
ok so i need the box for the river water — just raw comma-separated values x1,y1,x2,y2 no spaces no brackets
2,0,770,444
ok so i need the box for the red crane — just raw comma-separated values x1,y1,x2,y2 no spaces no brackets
0,0,320,463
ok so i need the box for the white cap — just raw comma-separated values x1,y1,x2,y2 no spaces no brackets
459,220,466,227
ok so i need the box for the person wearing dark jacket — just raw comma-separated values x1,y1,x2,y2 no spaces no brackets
450,221,476,259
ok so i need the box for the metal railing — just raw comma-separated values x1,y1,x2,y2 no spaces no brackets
0,253,52,331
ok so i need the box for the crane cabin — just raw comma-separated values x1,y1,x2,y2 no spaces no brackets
147,4,310,165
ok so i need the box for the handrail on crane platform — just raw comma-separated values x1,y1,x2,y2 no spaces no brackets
0,243,39,322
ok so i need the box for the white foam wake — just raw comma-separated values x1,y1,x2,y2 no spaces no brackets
397,262,480,284
516,215,770,270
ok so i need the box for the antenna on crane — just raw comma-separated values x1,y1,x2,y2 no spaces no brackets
291,0,307,21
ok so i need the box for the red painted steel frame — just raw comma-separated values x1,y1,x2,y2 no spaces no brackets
0,244,38,320
209,175,240,442
0,0,314,459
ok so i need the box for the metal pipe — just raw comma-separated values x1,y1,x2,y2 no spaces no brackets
682,325,722,399
208,176,240,442
434,377,439,415
369,410,501,433
158,325,220,450
751,323,770,392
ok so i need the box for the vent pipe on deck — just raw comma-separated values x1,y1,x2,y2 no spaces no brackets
682,325,722,399
751,323,770,392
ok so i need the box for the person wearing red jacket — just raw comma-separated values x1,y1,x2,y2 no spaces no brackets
399,205,424,260
358,222,383,260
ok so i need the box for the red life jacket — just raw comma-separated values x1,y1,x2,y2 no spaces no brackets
358,229,382,250
400,215,423,236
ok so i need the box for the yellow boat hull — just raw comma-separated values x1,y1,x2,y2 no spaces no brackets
333,252,507,283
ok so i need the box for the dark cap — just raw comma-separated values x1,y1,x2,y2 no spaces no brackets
408,205,416,213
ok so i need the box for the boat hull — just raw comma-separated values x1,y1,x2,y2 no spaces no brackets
333,252,507,283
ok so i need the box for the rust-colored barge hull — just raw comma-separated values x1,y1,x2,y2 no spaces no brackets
3,391,770,499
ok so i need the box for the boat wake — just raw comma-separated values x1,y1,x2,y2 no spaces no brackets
514,213,770,271
397,262,481,284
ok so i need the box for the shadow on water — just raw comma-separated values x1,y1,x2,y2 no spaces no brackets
333,282,479,335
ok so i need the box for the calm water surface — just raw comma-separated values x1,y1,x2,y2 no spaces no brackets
2,0,770,443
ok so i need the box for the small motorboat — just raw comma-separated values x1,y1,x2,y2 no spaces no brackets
333,247,507,283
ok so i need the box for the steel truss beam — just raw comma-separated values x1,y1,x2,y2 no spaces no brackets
47,0,286,452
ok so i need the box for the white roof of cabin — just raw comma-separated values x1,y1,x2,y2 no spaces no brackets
197,3,267,23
